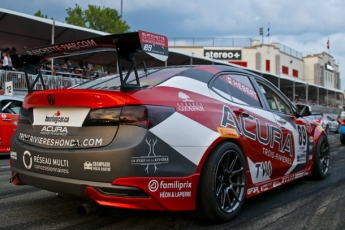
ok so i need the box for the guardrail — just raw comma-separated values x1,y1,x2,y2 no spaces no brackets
0,70,89,91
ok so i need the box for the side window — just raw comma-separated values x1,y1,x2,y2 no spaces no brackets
258,82,292,114
1,100,22,114
211,73,262,107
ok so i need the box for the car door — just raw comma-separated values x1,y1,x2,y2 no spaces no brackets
0,99,22,154
255,80,309,175
210,72,282,187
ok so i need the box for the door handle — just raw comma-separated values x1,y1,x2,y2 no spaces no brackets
240,112,249,117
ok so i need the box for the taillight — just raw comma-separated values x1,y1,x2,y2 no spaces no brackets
342,120,345,126
83,106,175,129
83,108,122,126
314,119,321,124
19,107,33,124
120,105,175,129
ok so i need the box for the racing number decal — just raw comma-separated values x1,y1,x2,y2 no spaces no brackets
297,125,307,146
296,125,307,164
143,44,153,51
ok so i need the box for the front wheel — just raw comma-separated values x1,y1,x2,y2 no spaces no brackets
312,135,330,179
196,142,247,222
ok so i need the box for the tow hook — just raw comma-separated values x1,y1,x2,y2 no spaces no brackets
9,172,18,183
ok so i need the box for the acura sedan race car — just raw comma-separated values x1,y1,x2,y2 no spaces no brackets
9,31,330,222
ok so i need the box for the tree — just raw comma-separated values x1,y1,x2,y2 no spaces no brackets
34,10,48,19
65,4,130,34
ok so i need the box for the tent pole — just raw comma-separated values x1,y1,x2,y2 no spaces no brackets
51,20,55,75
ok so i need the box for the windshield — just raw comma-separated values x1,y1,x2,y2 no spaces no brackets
74,67,190,90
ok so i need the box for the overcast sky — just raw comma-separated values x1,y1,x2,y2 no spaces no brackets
1,0,345,90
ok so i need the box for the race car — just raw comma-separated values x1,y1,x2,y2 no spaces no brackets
9,30,330,222
0,95,22,156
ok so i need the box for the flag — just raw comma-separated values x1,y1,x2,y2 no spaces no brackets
327,39,330,49
267,24,270,37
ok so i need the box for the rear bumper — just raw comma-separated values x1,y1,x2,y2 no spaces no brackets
11,168,199,211
0,152,9,156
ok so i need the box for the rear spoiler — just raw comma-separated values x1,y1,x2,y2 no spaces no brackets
14,30,169,93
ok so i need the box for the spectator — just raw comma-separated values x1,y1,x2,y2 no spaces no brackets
1,51,9,70
63,58,73,69
83,66,93,79
337,115,342,125
0,60,3,70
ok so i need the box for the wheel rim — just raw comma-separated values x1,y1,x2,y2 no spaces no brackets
319,138,330,174
214,150,246,214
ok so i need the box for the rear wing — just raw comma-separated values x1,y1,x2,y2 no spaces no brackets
14,30,169,93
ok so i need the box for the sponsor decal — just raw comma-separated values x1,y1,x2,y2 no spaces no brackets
262,147,292,165
140,31,167,47
18,132,102,147
226,76,259,101
260,182,272,192
247,187,259,195
26,39,98,56
1,114,6,119
221,105,292,157
131,138,169,173
40,126,68,136
248,157,272,184
10,151,17,160
45,111,69,124
282,174,295,183
294,172,305,179
273,180,282,188
83,161,111,172
148,179,192,198
23,150,32,169
309,136,314,143
296,152,307,163
305,124,313,134
204,50,241,60
217,127,239,138
22,150,69,174
177,92,204,112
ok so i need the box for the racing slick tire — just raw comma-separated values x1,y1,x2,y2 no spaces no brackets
340,134,345,145
311,135,330,179
196,142,247,222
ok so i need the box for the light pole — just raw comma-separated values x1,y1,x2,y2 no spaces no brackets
121,0,123,19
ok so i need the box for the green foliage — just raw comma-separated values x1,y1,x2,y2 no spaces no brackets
34,10,48,19
65,4,130,33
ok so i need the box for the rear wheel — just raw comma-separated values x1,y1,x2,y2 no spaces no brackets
196,142,247,222
312,135,330,179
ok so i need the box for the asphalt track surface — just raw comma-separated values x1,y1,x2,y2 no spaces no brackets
1,133,345,230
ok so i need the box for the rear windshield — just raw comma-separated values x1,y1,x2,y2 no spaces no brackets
74,67,190,90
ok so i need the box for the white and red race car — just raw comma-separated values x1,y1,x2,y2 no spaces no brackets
9,31,330,222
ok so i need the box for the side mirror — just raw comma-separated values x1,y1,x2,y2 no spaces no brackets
295,104,311,117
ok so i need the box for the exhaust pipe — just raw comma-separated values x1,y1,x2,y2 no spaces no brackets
77,201,98,216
